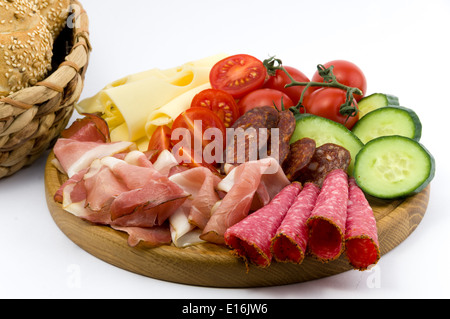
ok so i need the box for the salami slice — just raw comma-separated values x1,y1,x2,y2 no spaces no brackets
272,110,296,166
224,182,302,268
271,182,320,264
226,106,279,165
345,178,380,270
282,138,316,182
307,169,348,262
297,143,351,187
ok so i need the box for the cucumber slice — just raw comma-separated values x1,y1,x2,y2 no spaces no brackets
354,135,435,199
358,93,399,118
352,106,422,144
290,114,363,174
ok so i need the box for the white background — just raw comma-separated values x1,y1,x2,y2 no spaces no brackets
1,0,449,299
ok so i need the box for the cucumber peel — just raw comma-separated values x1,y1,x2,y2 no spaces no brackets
352,106,422,144
354,135,435,199
290,114,363,174
358,93,399,118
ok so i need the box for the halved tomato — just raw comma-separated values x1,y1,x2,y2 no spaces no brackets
209,54,267,99
148,125,172,152
171,108,226,166
190,89,240,127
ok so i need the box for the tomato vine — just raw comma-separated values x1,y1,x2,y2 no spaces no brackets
263,57,362,121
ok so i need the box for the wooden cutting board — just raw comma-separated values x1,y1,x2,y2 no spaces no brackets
44,151,430,287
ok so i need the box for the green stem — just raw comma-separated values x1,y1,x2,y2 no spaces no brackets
263,57,362,120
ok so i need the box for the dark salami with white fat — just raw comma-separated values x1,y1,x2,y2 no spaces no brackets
282,138,316,182
345,178,380,270
271,182,320,264
271,110,296,166
224,182,302,267
226,106,279,165
297,143,351,187
307,169,348,262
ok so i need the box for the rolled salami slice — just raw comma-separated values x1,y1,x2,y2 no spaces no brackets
271,182,320,264
307,169,348,262
345,178,380,270
224,182,302,268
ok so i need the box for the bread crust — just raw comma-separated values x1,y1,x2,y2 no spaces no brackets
0,0,54,98
32,0,71,39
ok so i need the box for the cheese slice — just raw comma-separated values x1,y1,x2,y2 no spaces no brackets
145,82,211,137
76,54,228,143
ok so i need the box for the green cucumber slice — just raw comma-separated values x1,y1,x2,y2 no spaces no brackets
354,135,435,199
290,114,363,174
358,93,399,118
352,106,422,144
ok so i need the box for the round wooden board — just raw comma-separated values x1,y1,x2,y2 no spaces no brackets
44,151,430,288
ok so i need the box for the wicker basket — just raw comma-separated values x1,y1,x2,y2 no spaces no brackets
0,0,91,179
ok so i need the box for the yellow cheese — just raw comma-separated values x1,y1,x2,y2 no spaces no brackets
145,82,211,137
76,54,227,143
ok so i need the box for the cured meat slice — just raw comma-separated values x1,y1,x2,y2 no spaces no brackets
200,157,290,244
345,178,380,270
224,183,302,267
282,138,316,182
111,225,172,247
61,114,110,143
53,138,135,177
297,143,351,187
307,169,348,262
271,110,296,166
225,106,279,165
169,166,222,229
271,182,320,264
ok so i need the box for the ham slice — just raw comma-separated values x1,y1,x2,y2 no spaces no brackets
53,138,135,177
167,166,223,247
111,225,172,248
57,151,190,246
200,157,290,245
169,166,222,229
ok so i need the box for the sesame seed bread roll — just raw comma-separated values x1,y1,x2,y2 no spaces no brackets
0,0,53,98
32,0,70,40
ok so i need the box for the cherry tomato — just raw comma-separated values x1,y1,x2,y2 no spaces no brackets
303,87,359,129
171,108,226,166
311,60,367,101
190,89,240,127
264,66,310,104
209,54,267,99
238,88,294,116
148,125,172,152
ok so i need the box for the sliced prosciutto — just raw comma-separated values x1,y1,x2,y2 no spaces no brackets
53,138,135,177
60,113,110,143
307,169,348,262
111,225,172,248
345,178,380,270
200,157,290,245
271,182,320,264
224,183,302,267
168,166,222,229
57,151,189,246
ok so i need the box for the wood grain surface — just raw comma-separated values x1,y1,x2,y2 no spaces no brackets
44,151,430,287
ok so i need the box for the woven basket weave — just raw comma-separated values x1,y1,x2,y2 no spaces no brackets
0,0,90,179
